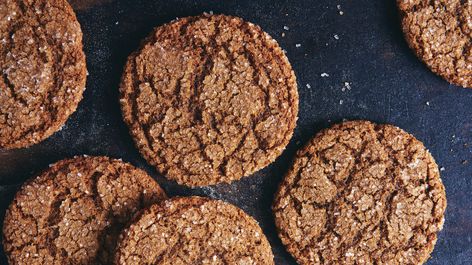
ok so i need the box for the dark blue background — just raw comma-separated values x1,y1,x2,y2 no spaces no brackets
0,0,471,264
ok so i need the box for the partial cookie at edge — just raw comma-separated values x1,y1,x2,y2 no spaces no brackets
398,0,472,88
115,196,274,264
2,156,167,265
0,0,87,149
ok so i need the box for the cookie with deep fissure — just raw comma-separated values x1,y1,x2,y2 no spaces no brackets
120,14,299,187
3,156,166,265
0,0,87,149
273,120,446,265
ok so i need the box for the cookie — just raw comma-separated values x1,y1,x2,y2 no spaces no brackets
3,156,166,265
120,14,298,187
115,196,274,264
398,0,472,88
273,121,447,264
0,0,87,149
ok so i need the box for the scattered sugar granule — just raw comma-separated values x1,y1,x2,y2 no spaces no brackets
321,73,330,77
342,82,352,91
339,99,344,105
283,25,289,31
426,101,430,106
337,4,344,15
334,34,339,40
115,21,119,25
440,167,445,171
306,83,311,89
295,43,301,48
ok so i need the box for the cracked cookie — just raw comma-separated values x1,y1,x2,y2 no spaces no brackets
398,0,472,88
273,120,447,265
3,156,167,265
120,14,298,187
0,0,87,149
115,196,274,264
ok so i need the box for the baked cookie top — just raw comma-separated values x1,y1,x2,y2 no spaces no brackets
120,14,298,187
115,196,274,265
3,156,166,265
273,120,446,265
0,0,87,149
398,0,472,88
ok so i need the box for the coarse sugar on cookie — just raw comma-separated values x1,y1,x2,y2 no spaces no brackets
398,0,472,88
0,0,87,149
115,196,274,264
3,156,166,265
273,120,446,265
120,14,298,187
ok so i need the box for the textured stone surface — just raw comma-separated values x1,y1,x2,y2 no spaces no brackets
273,121,446,264
0,1,471,264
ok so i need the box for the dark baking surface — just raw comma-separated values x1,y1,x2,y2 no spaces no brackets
0,0,471,264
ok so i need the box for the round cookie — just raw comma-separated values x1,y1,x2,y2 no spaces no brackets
115,196,274,264
0,0,87,149
3,156,167,265
120,14,298,187
273,121,446,264
398,0,472,88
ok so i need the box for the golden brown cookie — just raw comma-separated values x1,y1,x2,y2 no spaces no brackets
398,0,472,88
3,156,166,265
273,121,447,265
115,196,274,264
0,0,87,149
120,14,298,187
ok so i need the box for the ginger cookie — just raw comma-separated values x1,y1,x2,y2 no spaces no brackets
115,196,274,264
398,0,472,88
273,121,446,264
3,156,166,265
0,0,87,149
120,14,298,187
